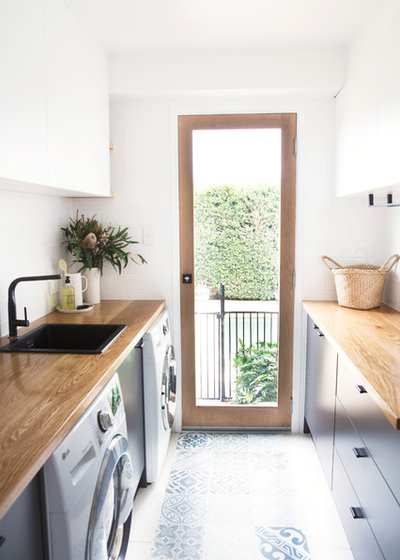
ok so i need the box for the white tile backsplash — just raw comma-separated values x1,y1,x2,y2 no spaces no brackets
0,190,73,336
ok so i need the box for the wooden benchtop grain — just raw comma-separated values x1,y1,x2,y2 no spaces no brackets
303,301,400,431
0,299,165,519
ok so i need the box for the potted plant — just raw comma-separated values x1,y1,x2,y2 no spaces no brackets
61,212,146,304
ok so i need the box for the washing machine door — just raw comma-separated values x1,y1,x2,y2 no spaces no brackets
161,345,176,430
85,434,134,560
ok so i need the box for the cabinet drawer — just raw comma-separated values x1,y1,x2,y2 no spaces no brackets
332,450,383,560
335,398,400,559
337,355,400,503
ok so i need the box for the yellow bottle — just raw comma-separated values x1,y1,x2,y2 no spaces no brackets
61,276,75,310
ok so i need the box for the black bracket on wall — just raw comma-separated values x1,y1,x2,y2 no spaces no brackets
368,193,400,207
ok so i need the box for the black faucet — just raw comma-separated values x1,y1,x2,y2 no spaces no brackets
8,275,62,339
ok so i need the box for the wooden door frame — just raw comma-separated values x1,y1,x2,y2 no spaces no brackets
179,113,297,428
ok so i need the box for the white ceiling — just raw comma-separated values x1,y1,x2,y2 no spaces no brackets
66,0,383,53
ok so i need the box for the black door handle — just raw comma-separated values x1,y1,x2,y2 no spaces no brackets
350,506,364,519
352,447,369,458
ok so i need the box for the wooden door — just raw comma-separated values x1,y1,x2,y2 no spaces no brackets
179,113,296,428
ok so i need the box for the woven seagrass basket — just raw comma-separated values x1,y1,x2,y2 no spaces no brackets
322,254,400,310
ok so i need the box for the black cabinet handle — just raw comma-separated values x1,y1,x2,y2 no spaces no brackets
313,324,319,329
356,385,367,393
352,447,369,458
350,506,364,519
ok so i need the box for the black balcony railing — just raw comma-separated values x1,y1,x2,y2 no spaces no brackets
195,309,279,402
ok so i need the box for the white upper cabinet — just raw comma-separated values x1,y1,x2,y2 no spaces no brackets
43,0,110,196
335,17,400,196
0,0,48,187
335,55,378,196
377,19,400,190
0,0,110,196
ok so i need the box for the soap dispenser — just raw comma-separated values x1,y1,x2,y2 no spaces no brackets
61,276,75,310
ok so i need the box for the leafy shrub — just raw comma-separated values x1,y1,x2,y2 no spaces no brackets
233,340,278,404
194,184,279,300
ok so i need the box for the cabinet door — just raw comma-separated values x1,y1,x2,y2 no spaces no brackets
332,450,383,560
118,344,145,492
337,355,400,506
377,18,400,189
305,316,337,487
0,475,45,559
335,55,378,196
0,0,48,186
335,397,400,560
43,0,110,195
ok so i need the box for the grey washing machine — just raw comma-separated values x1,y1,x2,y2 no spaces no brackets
42,373,135,560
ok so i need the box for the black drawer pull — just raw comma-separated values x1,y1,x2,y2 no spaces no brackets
318,331,325,337
313,324,319,329
356,384,367,393
352,447,369,458
350,506,364,519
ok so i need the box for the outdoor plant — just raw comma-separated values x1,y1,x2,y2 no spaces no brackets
233,340,278,404
194,184,279,301
61,212,146,274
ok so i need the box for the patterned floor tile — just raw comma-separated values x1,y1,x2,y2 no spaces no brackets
152,524,204,560
250,468,297,497
212,432,249,451
166,469,209,495
209,470,251,495
209,450,251,472
160,493,207,525
176,432,214,451
256,527,311,560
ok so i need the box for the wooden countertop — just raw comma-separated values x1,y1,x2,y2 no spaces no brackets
303,301,400,431
0,299,165,519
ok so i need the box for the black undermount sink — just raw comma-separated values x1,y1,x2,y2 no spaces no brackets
0,323,127,354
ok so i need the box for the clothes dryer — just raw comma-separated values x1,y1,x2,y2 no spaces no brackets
42,373,134,560
143,309,176,483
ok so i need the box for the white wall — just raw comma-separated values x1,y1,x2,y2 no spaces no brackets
110,47,345,98
347,0,400,80
381,210,400,309
0,190,73,337
74,90,384,432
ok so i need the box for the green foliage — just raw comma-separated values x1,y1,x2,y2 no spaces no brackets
61,212,146,275
194,184,279,300
233,340,278,404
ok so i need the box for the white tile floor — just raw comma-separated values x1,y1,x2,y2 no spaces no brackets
126,432,354,560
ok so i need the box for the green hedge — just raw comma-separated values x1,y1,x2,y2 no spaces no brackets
194,185,279,300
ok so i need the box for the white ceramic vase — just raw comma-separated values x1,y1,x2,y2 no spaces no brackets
83,267,101,304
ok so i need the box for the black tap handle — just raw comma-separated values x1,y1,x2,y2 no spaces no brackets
23,307,29,326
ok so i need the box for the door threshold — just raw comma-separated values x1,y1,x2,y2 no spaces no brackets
182,426,291,432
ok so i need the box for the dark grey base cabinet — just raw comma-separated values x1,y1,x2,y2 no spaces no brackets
0,475,45,559
305,314,400,560
117,341,145,494
304,317,337,488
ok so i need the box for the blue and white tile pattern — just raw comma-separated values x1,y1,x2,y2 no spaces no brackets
151,432,312,559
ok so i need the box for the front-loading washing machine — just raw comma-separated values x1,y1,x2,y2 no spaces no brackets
143,309,176,483
42,373,134,560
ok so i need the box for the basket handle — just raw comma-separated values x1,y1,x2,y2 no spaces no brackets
322,256,343,270
379,254,400,272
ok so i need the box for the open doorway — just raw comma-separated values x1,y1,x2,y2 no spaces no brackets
179,114,296,428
